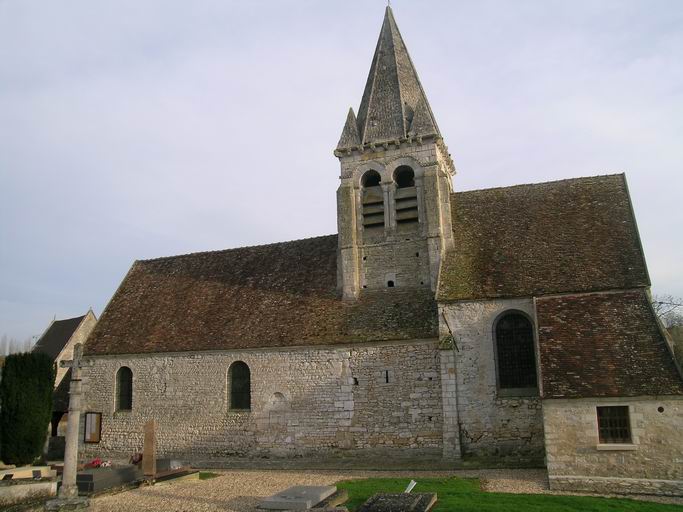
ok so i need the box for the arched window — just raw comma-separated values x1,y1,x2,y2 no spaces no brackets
393,165,418,229
229,361,251,410
495,312,537,389
116,366,133,411
361,170,385,231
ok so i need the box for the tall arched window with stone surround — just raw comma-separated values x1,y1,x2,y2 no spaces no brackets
494,312,537,390
115,366,133,411
228,361,251,410
361,170,385,231
393,165,418,231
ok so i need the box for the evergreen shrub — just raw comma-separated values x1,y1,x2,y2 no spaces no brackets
0,352,55,465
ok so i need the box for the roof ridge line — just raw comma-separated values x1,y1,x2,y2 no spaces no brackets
138,233,338,263
359,13,384,143
386,6,408,138
388,6,439,136
453,173,626,195
53,314,87,324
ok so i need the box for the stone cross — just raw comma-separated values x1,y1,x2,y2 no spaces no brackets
57,344,92,500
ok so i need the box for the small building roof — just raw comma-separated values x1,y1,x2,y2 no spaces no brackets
437,174,650,301
537,289,683,398
84,235,438,356
33,315,87,361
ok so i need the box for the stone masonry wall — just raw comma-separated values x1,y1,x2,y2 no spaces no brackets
440,298,545,458
361,240,430,290
337,139,454,298
544,397,683,496
81,340,448,460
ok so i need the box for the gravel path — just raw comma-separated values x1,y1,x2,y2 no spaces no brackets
77,469,682,511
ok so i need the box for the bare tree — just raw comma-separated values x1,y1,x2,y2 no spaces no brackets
652,295,683,328
0,334,7,356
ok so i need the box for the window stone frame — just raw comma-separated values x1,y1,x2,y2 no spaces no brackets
492,309,539,397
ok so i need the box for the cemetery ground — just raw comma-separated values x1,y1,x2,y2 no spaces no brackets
13,468,683,512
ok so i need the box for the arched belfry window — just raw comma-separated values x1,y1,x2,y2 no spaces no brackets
361,170,385,231
229,361,251,410
495,312,538,390
393,166,418,229
116,366,133,411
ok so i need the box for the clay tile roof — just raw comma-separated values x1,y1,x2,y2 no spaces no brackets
33,315,86,361
536,290,683,398
84,235,438,356
437,174,650,301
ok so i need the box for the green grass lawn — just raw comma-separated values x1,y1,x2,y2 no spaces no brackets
336,478,682,512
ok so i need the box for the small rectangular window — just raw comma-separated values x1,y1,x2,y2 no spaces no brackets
84,412,102,443
597,406,631,444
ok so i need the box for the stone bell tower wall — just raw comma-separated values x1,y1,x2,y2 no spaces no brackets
336,139,454,298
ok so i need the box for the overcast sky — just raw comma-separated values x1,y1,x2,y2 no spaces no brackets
1,0,682,342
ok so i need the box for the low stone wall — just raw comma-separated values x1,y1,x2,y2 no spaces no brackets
549,475,683,496
544,397,683,496
81,340,450,460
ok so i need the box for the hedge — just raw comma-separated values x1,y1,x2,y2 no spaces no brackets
0,352,55,465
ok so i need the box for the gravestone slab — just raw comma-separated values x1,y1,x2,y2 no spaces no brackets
156,459,185,472
259,485,337,510
76,466,143,494
357,493,437,512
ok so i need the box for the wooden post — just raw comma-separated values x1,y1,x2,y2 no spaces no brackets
143,419,157,480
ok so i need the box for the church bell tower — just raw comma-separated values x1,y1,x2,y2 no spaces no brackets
334,6,455,299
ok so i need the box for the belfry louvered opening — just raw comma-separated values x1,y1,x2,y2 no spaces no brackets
394,166,418,229
361,170,385,230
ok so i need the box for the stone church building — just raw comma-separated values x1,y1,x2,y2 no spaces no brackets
81,7,683,495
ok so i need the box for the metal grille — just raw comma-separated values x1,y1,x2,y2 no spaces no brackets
597,406,632,443
116,366,133,411
495,313,537,389
230,361,251,410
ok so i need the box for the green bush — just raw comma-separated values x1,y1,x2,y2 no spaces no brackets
0,352,55,465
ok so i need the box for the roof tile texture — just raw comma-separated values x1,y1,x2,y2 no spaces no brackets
355,7,439,145
438,174,650,301
536,290,683,398
84,235,438,356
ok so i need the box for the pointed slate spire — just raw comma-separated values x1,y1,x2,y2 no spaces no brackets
337,107,361,150
408,96,438,137
355,6,440,145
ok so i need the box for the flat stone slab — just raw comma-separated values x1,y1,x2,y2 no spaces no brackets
357,493,437,512
0,465,55,480
44,496,90,511
76,466,143,494
0,480,57,507
259,485,337,510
